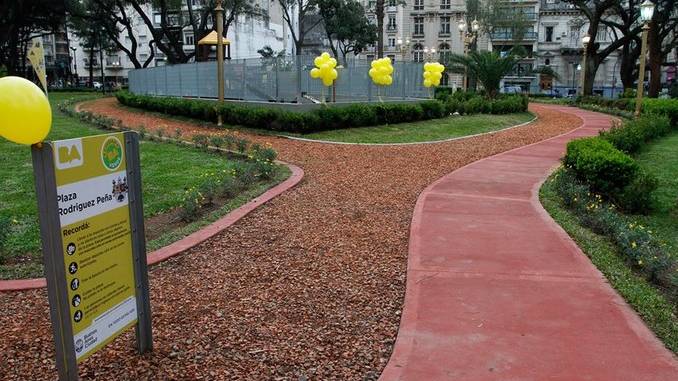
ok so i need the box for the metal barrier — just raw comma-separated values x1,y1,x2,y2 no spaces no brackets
128,55,436,102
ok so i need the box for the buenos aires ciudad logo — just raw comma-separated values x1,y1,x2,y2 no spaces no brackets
101,136,123,171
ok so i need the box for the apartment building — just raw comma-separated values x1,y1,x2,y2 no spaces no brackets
66,0,291,85
359,0,623,95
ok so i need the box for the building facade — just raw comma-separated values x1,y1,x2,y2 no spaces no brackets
358,0,623,95
65,0,290,86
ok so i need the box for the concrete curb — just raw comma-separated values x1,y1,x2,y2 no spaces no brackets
0,105,305,292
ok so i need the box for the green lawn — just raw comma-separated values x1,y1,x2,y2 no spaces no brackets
289,112,535,143
540,174,678,354
633,131,678,255
0,93,287,279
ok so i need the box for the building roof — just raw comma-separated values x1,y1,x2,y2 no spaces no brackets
197,31,230,45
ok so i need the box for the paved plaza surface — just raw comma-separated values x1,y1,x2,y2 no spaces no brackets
380,106,678,380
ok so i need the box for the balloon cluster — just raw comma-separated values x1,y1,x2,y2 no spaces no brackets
368,57,394,86
423,62,445,88
310,52,339,87
0,76,52,145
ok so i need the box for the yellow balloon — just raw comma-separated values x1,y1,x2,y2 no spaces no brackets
310,68,321,78
0,76,51,145
423,78,432,88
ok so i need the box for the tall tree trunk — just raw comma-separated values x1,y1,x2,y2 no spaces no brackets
88,44,95,87
583,54,601,96
375,0,384,58
647,20,662,98
619,42,639,92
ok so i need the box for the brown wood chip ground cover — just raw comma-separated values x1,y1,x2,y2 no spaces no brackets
0,99,582,380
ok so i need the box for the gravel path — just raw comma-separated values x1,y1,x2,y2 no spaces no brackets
0,99,582,380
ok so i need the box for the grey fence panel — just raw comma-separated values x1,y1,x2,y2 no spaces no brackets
128,55,438,102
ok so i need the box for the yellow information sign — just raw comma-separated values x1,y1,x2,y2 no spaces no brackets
53,133,137,362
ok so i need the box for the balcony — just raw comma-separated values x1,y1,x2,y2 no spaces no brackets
506,63,535,77
491,31,538,41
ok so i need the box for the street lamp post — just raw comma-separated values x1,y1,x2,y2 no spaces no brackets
215,0,225,127
635,0,655,118
70,47,78,87
423,46,436,62
580,34,591,96
458,18,479,90
396,37,411,61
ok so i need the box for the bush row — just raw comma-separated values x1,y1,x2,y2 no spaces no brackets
116,91,528,133
600,115,672,154
551,168,677,301
576,96,678,126
563,114,675,213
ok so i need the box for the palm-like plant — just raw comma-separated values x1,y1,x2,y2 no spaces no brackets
445,50,523,98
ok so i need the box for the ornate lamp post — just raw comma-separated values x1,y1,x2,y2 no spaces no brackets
215,0,225,126
580,34,591,95
458,18,480,90
423,46,437,61
635,0,655,118
396,37,411,61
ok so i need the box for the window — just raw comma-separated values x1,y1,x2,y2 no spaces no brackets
440,16,450,34
545,26,553,42
414,0,424,10
438,43,451,63
545,58,550,66
441,72,449,86
597,25,608,41
413,17,424,35
389,38,396,47
388,54,396,62
440,0,451,9
413,43,424,62
185,33,194,45
388,0,396,6
388,15,397,30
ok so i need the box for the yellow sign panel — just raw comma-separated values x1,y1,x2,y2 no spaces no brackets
53,133,137,362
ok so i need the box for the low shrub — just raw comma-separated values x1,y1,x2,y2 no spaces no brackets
116,91,527,133
551,168,677,299
564,137,639,195
600,115,671,154
642,99,678,127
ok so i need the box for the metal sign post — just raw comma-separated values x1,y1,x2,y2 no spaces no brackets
32,131,152,381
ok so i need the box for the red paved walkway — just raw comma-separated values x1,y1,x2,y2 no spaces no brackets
380,106,678,381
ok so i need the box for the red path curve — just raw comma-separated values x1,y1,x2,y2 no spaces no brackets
380,106,678,380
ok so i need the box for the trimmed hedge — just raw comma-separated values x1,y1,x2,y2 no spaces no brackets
116,91,528,133
600,115,672,154
564,137,639,195
576,96,678,127
563,113,676,213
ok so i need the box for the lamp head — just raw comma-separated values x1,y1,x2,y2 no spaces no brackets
431,48,436,54
582,34,591,45
471,19,480,32
576,64,581,71
458,21,466,32
424,47,429,53
397,38,403,45
640,0,655,22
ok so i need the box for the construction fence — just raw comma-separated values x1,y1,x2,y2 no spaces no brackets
128,55,439,103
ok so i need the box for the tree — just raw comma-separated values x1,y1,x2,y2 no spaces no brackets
319,0,377,64
0,0,71,76
564,0,643,95
646,0,678,97
69,0,118,87
446,50,523,98
276,0,322,56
